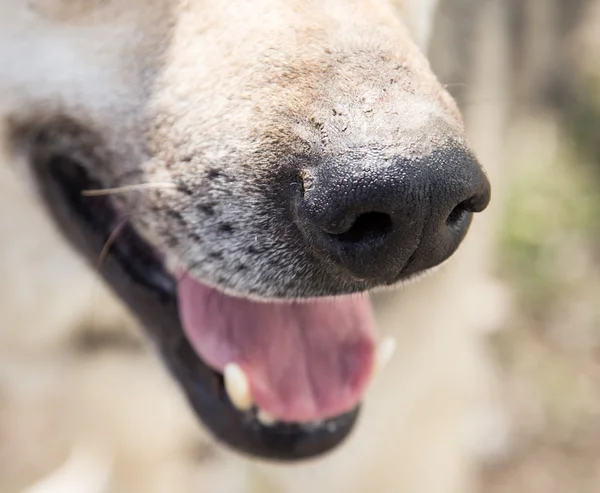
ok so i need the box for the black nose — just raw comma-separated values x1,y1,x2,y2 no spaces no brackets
293,145,491,283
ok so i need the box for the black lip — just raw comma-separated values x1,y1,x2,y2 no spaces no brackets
31,152,360,461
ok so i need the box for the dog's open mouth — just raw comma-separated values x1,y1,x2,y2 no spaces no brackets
31,152,386,461
178,274,376,423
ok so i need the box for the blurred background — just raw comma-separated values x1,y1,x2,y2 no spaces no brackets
1,0,600,492
432,0,600,490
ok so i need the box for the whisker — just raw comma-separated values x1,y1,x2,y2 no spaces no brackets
82,182,177,197
444,82,471,89
82,217,130,336
96,218,129,272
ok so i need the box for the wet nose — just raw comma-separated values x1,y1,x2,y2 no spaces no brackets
293,145,491,283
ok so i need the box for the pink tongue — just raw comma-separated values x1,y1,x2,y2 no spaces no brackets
177,273,376,423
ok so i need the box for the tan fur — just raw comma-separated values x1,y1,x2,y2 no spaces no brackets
0,1,508,492
4,0,467,299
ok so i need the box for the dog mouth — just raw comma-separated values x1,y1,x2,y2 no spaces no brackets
178,274,376,422
32,153,391,461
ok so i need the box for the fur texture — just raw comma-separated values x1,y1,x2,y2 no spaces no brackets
0,1,508,492
2,0,468,299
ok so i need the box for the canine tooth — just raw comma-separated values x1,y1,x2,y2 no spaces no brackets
375,336,397,373
257,410,277,426
224,363,253,411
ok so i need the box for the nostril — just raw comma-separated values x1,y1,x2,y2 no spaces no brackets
446,202,470,229
331,212,393,244
446,191,488,230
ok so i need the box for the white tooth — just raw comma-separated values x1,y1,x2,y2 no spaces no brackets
302,420,323,431
375,337,397,373
165,254,180,274
257,410,277,426
224,363,253,411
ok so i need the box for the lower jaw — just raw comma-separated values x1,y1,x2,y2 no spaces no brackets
171,330,362,460
32,152,363,461
160,301,363,461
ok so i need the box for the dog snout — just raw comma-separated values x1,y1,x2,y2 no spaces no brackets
293,145,491,283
